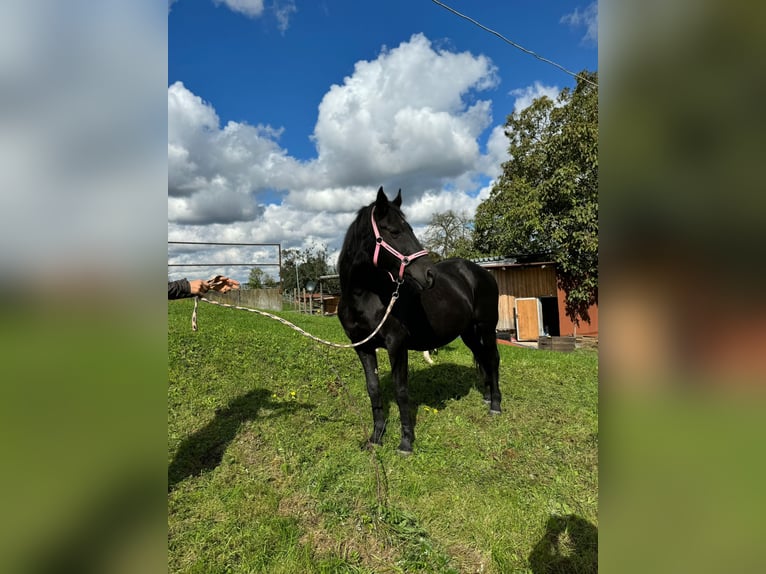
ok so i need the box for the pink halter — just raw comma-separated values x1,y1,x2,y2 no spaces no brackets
370,206,429,282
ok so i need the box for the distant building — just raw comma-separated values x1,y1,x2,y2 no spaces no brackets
474,257,598,341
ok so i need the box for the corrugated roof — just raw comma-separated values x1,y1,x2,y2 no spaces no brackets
472,256,518,265
472,256,555,268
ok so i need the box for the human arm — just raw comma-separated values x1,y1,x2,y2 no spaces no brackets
168,276,240,299
168,279,192,299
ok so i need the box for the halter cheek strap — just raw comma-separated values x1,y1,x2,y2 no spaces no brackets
371,206,429,281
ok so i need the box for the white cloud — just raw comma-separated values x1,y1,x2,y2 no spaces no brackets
406,190,485,226
284,186,377,212
174,0,295,31
509,81,561,115
561,2,598,45
168,81,309,223
312,33,498,190
477,125,511,180
168,34,522,281
213,0,264,18
274,0,297,33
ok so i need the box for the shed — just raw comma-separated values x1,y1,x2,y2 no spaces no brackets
474,257,598,341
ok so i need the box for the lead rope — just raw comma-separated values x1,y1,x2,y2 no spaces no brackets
191,279,402,348
191,276,229,332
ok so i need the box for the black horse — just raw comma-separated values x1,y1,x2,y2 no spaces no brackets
338,187,501,453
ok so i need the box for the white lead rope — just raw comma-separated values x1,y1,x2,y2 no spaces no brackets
191,283,401,349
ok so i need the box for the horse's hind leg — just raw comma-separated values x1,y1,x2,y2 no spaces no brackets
461,324,502,414
356,348,386,446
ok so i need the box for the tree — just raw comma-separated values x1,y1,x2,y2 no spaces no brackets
280,244,339,293
474,71,598,324
422,210,477,260
263,275,278,288
247,267,266,289
247,267,279,289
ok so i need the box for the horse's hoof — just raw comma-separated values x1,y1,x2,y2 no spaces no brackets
362,440,382,451
489,409,502,416
396,448,413,457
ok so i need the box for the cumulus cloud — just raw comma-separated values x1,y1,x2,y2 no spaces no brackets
477,125,511,180
312,33,498,190
168,81,309,224
561,2,598,45
406,189,486,225
509,81,561,114
168,34,516,280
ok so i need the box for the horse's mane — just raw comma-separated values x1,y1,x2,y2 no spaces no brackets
340,204,371,254
338,203,374,289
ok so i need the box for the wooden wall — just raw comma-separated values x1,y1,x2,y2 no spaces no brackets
557,288,599,336
483,263,598,337
484,265,557,331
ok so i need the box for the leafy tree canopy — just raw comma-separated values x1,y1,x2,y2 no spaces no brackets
474,70,598,323
422,210,478,260
281,244,339,293
247,267,278,289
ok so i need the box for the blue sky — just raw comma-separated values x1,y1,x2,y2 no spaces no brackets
168,0,597,282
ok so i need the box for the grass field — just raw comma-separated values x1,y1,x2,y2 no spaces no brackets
168,299,598,573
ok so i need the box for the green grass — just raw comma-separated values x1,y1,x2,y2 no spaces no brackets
169,300,598,573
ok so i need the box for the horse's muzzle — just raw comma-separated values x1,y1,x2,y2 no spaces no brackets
407,262,435,291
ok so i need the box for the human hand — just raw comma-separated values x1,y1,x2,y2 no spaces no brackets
208,276,241,293
188,279,209,296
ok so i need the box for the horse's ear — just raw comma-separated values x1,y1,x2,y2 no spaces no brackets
393,189,402,208
375,186,389,208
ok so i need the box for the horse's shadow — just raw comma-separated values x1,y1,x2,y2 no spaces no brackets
168,388,313,492
378,359,483,422
528,514,598,573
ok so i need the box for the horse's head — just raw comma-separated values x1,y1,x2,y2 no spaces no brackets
369,187,435,290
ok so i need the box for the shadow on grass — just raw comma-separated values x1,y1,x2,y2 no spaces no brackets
528,514,598,574
168,388,314,492
407,362,482,409
373,362,482,429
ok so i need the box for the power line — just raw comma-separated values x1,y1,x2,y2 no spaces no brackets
429,0,597,88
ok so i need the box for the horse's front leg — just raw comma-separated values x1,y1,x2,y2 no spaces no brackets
356,348,386,447
388,346,414,454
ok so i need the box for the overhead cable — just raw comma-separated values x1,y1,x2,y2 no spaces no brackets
430,0,598,88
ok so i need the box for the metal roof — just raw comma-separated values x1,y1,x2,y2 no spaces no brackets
472,256,555,268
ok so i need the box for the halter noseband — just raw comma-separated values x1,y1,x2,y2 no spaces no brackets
370,206,429,282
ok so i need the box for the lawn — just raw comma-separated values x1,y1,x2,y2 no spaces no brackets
168,299,598,573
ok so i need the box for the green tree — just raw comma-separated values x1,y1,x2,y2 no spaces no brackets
281,248,301,291
474,70,598,324
247,267,266,289
263,274,278,288
422,210,478,260
246,268,278,289
280,244,339,293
